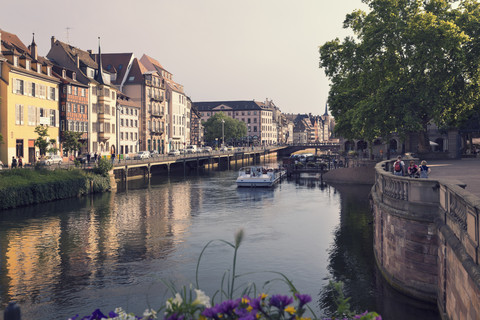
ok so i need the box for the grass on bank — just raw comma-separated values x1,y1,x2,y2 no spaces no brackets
0,164,111,210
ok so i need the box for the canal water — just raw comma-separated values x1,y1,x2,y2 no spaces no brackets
0,166,439,320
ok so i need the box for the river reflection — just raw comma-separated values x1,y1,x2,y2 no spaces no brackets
0,169,439,320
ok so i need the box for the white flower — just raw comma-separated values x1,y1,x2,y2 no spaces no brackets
192,289,211,308
166,293,184,311
142,308,158,319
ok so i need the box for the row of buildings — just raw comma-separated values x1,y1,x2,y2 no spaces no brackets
0,28,335,165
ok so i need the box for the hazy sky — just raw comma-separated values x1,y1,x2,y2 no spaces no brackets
1,0,368,115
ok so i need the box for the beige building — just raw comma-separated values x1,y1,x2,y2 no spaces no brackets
140,55,189,151
47,38,118,156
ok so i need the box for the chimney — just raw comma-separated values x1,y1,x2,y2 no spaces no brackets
51,36,56,48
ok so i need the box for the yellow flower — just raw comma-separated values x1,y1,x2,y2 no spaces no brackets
247,305,253,312
295,317,311,320
285,305,296,315
242,297,250,304
199,316,207,320
260,293,268,300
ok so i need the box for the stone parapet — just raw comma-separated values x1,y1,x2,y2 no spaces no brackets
372,160,480,319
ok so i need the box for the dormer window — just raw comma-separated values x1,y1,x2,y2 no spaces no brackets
72,72,76,81
37,64,41,73
25,60,30,70
62,70,66,78
47,67,51,76
13,56,18,66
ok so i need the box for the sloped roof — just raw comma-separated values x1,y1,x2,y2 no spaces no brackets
140,54,165,71
193,100,265,112
0,29,30,53
98,53,134,85
123,58,147,85
56,40,98,69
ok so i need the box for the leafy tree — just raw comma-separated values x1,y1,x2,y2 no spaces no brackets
202,112,247,144
62,131,84,156
319,0,475,152
34,125,58,156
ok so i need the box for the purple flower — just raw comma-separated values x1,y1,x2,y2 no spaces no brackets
217,299,240,315
295,293,312,307
108,311,119,318
269,295,293,310
202,306,220,319
249,297,263,311
165,312,185,320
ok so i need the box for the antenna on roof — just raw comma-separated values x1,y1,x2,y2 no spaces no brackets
65,27,73,44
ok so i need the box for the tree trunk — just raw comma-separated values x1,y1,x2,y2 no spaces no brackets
417,130,431,153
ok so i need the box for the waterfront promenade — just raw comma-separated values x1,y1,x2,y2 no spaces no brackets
427,158,480,198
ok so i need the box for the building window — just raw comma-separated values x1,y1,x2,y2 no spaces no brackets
15,104,24,125
81,88,85,97
74,86,78,96
26,60,30,70
50,110,56,126
49,87,56,100
14,79,24,94
254,126,257,132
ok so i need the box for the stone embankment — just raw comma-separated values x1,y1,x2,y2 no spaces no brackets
371,159,480,320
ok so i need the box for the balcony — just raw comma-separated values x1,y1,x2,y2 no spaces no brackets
151,110,164,118
98,131,111,141
150,128,164,136
150,95,164,102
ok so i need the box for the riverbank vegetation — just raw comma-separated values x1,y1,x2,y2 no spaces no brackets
0,158,113,210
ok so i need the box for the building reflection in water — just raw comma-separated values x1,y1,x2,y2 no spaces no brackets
0,178,202,310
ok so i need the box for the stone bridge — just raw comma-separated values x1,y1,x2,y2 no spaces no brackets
371,160,480,319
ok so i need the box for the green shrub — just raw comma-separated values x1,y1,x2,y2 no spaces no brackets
93,157,113,177
0,168,111,210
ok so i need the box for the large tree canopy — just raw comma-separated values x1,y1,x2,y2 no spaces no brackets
202,112,247,145
320,0,480,152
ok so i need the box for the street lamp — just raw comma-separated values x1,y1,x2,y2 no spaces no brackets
221,119,225,147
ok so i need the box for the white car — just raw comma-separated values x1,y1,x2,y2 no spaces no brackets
202,146,213,153
134,151,151,160
40,154,63,166
168,149,180,156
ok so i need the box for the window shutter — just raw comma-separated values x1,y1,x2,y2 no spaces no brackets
55,88,59,101
12,79,16,93
55,110,59,127
36,107,40,125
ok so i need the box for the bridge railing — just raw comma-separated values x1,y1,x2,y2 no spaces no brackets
375,160,480,264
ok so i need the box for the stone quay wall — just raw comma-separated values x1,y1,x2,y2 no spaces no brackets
371,161,480,320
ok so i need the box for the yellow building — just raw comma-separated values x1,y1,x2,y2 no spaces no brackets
0,30,60,165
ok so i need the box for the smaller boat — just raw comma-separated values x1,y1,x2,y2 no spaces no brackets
236,166,286,187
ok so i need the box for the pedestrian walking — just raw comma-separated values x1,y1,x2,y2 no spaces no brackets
393,155,404,176
419,160,431,178
87,153,91,164
18,156,23,168
11,156,17,168
94,152,98,163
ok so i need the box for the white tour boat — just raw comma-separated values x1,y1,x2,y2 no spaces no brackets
236,166,286,187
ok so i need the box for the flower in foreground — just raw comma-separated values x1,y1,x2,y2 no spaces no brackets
192,289,211,308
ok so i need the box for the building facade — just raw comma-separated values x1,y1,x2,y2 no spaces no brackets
0,30,60,165
47,37,118,156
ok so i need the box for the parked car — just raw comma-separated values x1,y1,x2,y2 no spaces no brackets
202,146,213,153
150,150,160,157
134,151,151,160
185,145,197,154
168,149,180,156
227,146,235,151
39,154,63,166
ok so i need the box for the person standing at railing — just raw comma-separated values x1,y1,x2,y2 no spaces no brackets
407,160,420,178
419,160,431,178
393,155,404,176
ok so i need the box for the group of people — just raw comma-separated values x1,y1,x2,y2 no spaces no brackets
393,156,431,178
10,156,24,168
